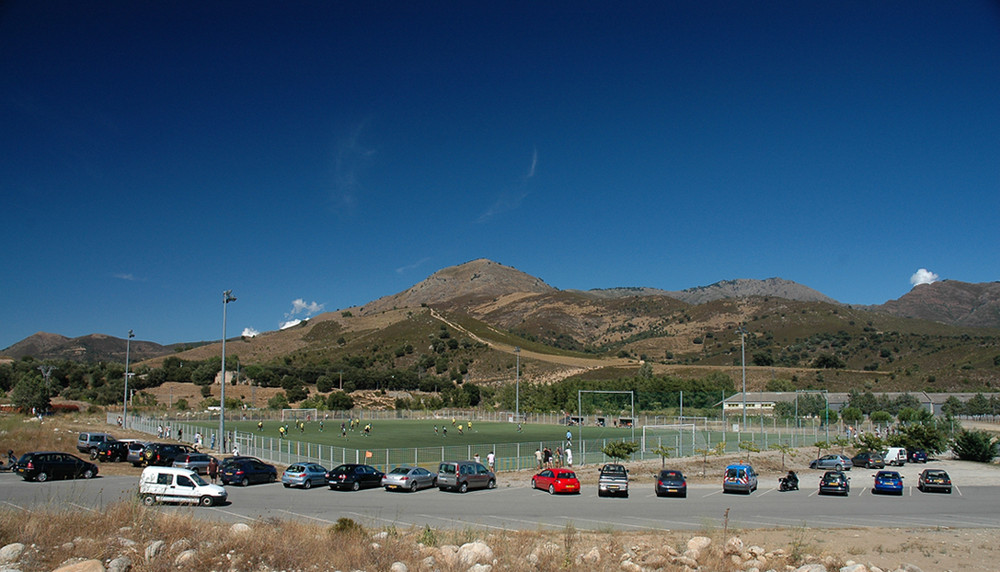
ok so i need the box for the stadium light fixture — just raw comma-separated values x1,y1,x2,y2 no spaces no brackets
220,290,236,453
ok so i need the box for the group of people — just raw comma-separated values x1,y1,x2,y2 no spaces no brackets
535,445,573,469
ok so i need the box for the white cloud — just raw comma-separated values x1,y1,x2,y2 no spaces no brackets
114,273,139,281
289,298,324,316
280,319,302,330
396,257,430,274
242,327,260,338
910,268,940,287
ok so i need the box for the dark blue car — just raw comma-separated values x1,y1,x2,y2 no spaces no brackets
872,470,904,495
220,456,277,486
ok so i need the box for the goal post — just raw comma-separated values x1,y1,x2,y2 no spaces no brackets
641,423,699,458
281,408,318,422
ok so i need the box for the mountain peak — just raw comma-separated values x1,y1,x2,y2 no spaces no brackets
362,259,556,314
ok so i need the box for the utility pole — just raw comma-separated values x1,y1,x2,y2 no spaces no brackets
123,329,134,429
737,325,748,430
514,346,520,422
220,290,236,454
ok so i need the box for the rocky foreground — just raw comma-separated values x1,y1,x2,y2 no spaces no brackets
0,522,935,572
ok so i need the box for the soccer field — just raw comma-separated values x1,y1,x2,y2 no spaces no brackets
187,417,638,450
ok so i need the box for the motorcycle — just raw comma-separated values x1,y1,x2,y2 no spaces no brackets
0,451,16,472
778,472,799,492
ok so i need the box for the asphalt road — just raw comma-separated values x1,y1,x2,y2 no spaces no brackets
2,472,998,532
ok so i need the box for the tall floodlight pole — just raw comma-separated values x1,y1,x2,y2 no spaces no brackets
514,346,520,422
37,365,55,407
123,329,134,428
737,325,748,429
219,290,236,453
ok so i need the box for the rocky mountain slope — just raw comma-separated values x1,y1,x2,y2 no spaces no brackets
873,280,1000,328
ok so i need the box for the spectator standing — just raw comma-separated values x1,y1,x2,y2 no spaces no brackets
207,457,219,484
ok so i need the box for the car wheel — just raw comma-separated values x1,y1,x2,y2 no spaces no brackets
598,490,605,498
680,491,687,498
283,483,290,488
548,484,555,495
835,464,843,471
241,477,250,487
304,480,312,490
82,468,95,479
487,479,496,489
200,496,215,507
269,474,276,483
459,482,468,493
410,481,418,492
142,494,156,506
352,481,360,491
531,478,537,490
36,472,49,482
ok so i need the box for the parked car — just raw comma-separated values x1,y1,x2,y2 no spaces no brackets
282,463,329,489
597,463,629,497
917,469,952,493
809,454,852,471
139,466,227,506
532,469,581,495
95,440,129,462
15,452,98,482
872,470,904,495
142,443,196,467
127,441,150,466
327,463,385,491
221,457,277,486
437,461,495,493
654,470,687,498
381,466,437,492
851,451,885,469
883,447,907,467
818,471,850,496
723,464,758,494
172,453,217,475
908,450,928,463
77,432,116,456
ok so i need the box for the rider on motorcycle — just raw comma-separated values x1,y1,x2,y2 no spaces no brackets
785,470,798,487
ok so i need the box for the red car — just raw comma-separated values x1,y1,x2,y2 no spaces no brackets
531,469,581,494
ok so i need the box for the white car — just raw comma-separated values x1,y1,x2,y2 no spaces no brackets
138,466,227,506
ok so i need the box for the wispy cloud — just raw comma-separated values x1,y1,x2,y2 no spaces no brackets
114,273,140,281
396,257,431,274
332,120,376,210
289,298,325,316
910,268,939,287
477,149,537,223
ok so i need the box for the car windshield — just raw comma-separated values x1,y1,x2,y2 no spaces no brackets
556,471,576,479
602,466,625,475
726,468,740,478
190,473,208,486
926,470,946,478
661,471,682,479
287,464,305,472
389,467,411,475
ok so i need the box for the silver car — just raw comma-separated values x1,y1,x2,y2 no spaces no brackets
281,463,328,489
172,453,217,475
127,441,150,467
809,454,853,471
381,466,437,492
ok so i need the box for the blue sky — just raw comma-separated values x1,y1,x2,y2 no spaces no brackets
2,1,999,349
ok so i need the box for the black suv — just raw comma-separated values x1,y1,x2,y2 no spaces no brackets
141,443,196,467
16,451,98,482
94,440,129,462
220,457,277,486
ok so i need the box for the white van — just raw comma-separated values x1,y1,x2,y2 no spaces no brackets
139,467,227,507
883,447,907,467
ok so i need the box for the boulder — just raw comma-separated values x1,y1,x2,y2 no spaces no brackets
106,556,131,572
840,564,869,572
0,543,25,565
724,536,744,555
458,541,494,567
144,540,164,562
51,560,105,572
467,565,492,572
229,523,252,535
687,536,712,552
174,550,198,566
389,562,408,572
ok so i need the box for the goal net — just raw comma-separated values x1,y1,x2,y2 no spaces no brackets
641,424,701,458
281,408,318,422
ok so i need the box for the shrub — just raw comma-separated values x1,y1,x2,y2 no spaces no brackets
952,429,998,462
